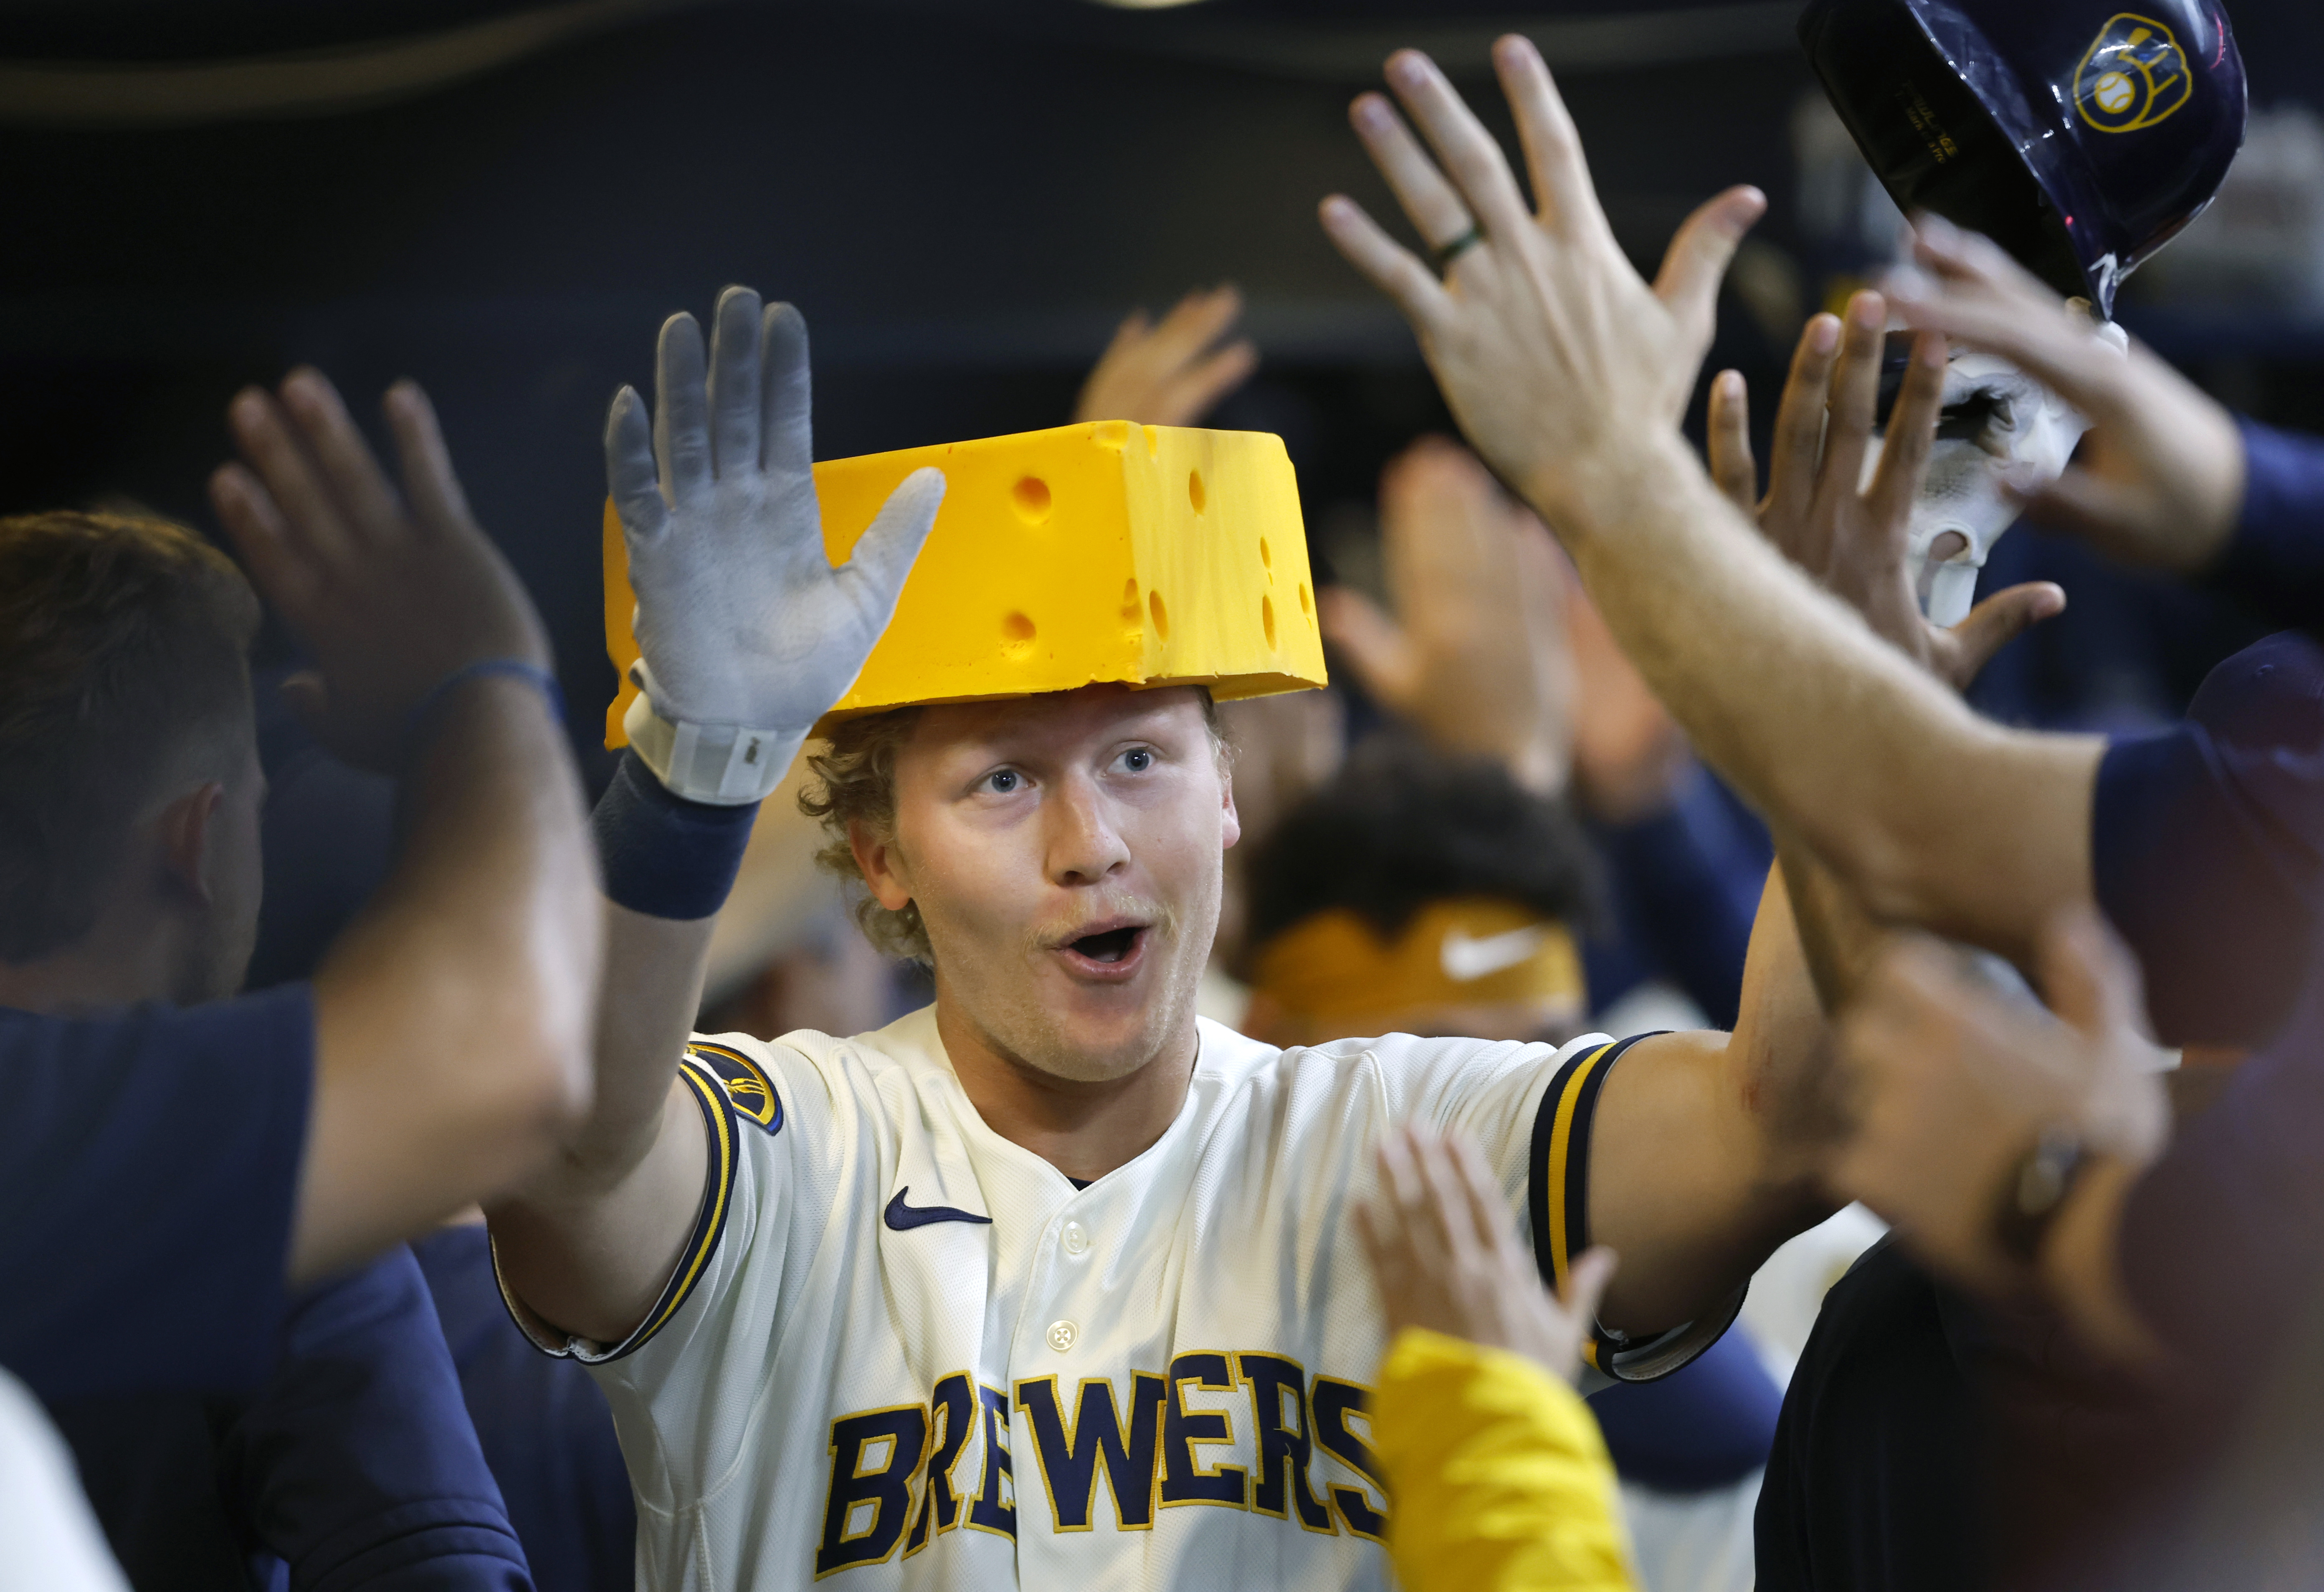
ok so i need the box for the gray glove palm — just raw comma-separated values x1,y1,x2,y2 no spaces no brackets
606,286,944,802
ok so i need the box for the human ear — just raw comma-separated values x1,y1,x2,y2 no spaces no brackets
850,820,915,913
155,782,227,907
1218,764,1242,851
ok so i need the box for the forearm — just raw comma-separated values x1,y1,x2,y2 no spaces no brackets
1539,437,2100,958
296,680,599,1281
1770,824,1882,1014
1592,868,1833,1332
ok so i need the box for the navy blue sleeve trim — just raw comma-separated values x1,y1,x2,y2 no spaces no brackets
592,748,759,920
1528,1030,1745,1383
493,1050,759,1364
2206,416,2324,630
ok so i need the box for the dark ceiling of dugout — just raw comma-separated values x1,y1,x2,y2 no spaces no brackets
0,0,2315,752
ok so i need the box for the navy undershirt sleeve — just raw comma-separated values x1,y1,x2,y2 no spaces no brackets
222,1246,534,1591
2205,418,2324,630
0,984,315,1402
1592,765,1772,1031
2089,632,2324,1047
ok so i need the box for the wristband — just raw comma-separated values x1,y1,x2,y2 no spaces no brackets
1992,1127,2089,1267
592,749,760,920
407,658,565,758
622,669,805,807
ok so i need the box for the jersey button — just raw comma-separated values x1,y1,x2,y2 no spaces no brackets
1046,1319,1078,1353
1061,1221,1090,1257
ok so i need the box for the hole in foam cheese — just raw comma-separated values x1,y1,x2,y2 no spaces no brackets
600,420,1327,747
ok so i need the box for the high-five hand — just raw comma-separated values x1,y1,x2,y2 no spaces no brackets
1318,38,1763,523
210,370,553,772
1705,293,2064,693
605,286,945,804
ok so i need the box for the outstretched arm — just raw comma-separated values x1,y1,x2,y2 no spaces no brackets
1318,40,2104,967
210,372,601,1286
489,289,942,1343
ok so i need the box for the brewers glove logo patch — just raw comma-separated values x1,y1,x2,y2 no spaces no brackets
2075,14,2192,134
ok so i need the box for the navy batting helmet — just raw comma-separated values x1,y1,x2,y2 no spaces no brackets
1798,0,2246,316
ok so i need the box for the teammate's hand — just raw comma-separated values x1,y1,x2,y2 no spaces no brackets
1318,37,1764,526
210,370,552,772
1357,1123,1617,1385
1072,286,1259,428
1886,214,2246,576
605,286,944,740
1705,293,2063,693
1316,438,1572,795
1832,907,2169,1299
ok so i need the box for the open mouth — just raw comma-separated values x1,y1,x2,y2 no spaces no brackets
1071,926,1142,964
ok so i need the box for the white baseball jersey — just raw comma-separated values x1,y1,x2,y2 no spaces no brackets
498,1007,1738,1589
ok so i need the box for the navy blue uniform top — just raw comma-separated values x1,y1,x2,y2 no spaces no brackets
53,1245,534,1591
0,985,314,1403
413,1225,634,1592
1758,418,2324,1589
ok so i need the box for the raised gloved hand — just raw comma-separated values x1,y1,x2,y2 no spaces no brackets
605,286,944,803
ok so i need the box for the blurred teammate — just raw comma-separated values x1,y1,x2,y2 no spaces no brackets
0,372,597,1402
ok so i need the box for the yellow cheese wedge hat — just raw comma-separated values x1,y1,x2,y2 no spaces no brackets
603,420,1327,746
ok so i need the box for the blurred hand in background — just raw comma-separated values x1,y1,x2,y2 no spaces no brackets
1073,285,1259,428
1886,214,2246,577
1317,437,1573,796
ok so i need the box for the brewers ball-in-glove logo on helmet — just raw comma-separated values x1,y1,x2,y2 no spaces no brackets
2075,15,2192,134
1799,0,2246,316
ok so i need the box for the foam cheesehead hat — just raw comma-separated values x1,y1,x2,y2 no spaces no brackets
1798,0,2245,316
1250,898,1586,1035
603,420,1325,745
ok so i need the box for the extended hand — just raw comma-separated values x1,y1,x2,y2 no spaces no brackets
1357,1123,1616,1384
606,287,944,756
1316,438,1572,794
210,370,552,772
1833,908,2168,1297
1886,215,2244,575
1706,292,2063,693
1319,38,1764,524
1073,286,1259,428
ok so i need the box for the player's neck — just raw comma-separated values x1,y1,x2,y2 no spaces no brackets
0,900,202,1015
932,997,1200,1184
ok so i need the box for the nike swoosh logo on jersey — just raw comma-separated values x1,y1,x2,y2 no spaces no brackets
1439,923,1547,982
883,1188,994,1230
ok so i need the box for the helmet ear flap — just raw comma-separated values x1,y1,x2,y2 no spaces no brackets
1798,0,2248,319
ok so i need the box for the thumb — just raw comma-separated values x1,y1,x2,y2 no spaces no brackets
1560,1246,1619,1332
835,467,946,617
1314,585,1419,711
1945,581,2064,687
1652,186,1767,344
2038,904,2147,1046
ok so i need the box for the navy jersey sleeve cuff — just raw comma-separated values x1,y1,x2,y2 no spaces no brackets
2205,416,2324,629
1527,1033,1745,1383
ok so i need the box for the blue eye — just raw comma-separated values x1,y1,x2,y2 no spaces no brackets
1122,747,1154,772
987,769,1020,793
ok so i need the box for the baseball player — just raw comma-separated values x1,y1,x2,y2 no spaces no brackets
485,281,1828,1589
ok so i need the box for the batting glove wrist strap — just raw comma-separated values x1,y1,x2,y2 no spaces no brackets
622,672,805,806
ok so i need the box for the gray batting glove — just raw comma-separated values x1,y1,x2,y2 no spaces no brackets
606,286,944,803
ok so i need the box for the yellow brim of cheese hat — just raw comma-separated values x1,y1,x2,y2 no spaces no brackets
1250,898,1586,1029
603,420,1327,747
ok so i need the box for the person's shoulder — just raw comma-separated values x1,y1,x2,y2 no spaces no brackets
2184,630,2324,751
676,1007,945,1138
1223,1024,1613,1093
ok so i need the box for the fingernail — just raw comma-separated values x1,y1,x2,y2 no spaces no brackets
1387,50,1427,86
1354,95,1392,129
1885,262,1933,302
1850,292,1886,328
1809,316,1840,354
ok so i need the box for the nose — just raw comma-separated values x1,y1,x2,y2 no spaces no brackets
1044,769,1131,887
